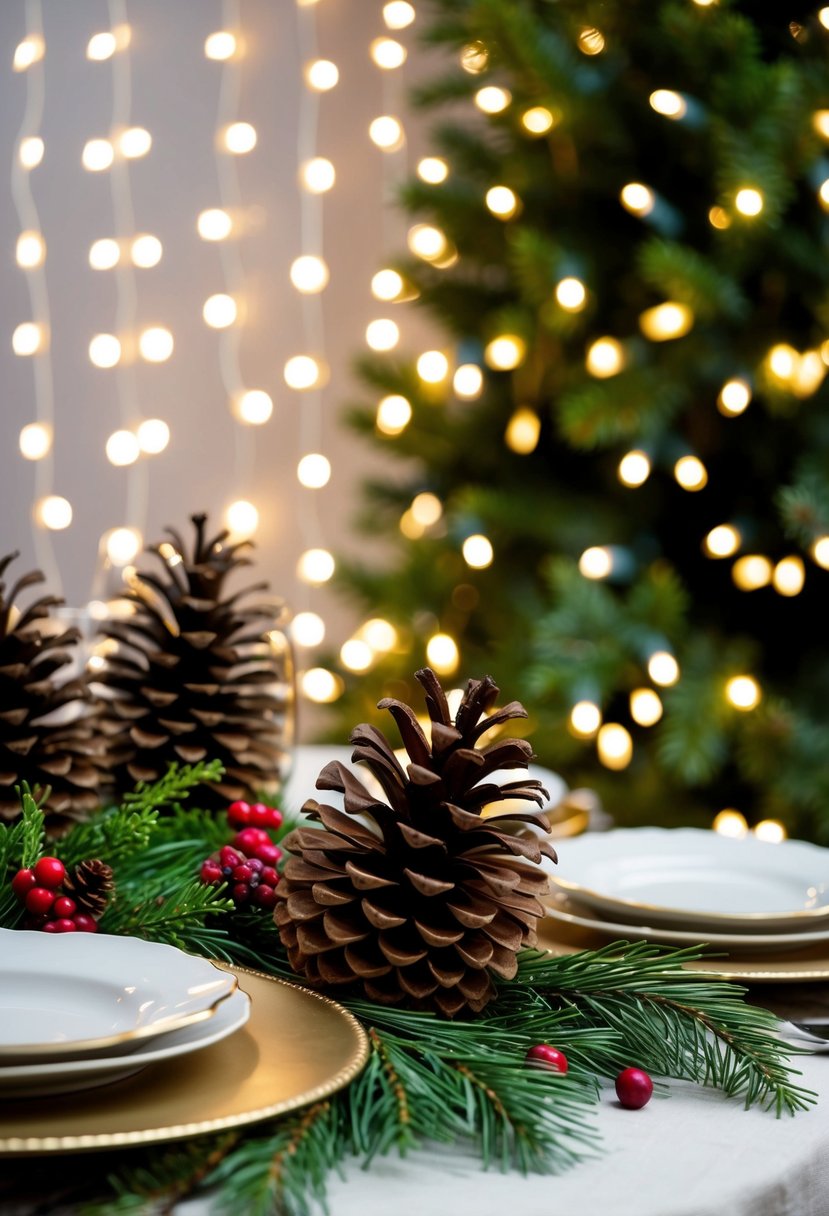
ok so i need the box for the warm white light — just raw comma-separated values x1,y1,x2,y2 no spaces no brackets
369,116,404,150
768,344,798,381
597,723,633,770
454,364,484,399
708,206,731,230
718,378,751,416
475,87,511,114
648,651,679,686
305,59,339,90
371,269,404,300
292,612,326,647
814,109,829,138
12,323,43,356
19,137,44,168
226,500,259,536
555,277,587,311
223,122,257,154
205,31,237,60
818,179,829,211
198,209,233,241
377,394,412,434
301,668,343,703
37,495,72,530
812,537,829,570
732,555,773,591
371,37,407,69
297,548,335,584
417,351,449,382
19,423,51,461
485,186,519,219
300,157,335,193
521,107,555,135
630,689,663,727
820,9,829,31
366,319,400,351
284,355,323,390
713,809,749,839
579,546,613,579
360,619,398,652
203,294,237,328
505,408,541,454
725,675,761,711
89,238,120,270
16,231,45,268
570,702,601,737
674,455,708,491
462,535,494,569
13,36,44,72
106,527,142,565
417,157,449,184
82,139,114,171
461,42,489,73
586,337,624,377
791,351,826,398
408,224,448,261
704,525,740,558
649,89,687,119
411,492,443,527
119,127,152,158
620,182,655,216
88,333,121,368
639,302,694,341
754,819,787,844
236,390,273,425
297,453,331,488
131,234,162,268
340,639,373,672
735,188,764,217
618,450,651,487
383,1,415,28
87,31,117,60
290,255,329,294
139,326,174,363
136,418,170,453
485,335,526,371
773,556,805,597
578,27,605,54
106,429,140,466
399,510,424,540
426,633,459,675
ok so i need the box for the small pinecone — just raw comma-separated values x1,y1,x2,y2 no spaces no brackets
275,668,556,1017
0,553,108,830
91,514,293,807
63,858,114,916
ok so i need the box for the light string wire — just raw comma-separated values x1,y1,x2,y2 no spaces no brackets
11,0,60,592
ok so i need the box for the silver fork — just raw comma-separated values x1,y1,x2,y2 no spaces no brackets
778,1019,829,1051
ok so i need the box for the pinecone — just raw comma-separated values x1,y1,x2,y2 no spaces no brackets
0,553,107,829
63,858,114,916
92,514,293,807
275,668,556,1017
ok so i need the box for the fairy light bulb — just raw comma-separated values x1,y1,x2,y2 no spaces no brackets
371,38,407,69
377,395,412,434
417,351,449,382
236,390,273,425
297,548,335,585
105,527,142,567
709,206,731,230
578,27,605,54
119,127,151,158
131,235,162,268
284,355,323,390
475,87,511,114
383,1,415,28
555,277,587,312
87,31,117,60
198,209,233,241
454,364,484,399
648,651,679,686
649,90,687,119
462,535,494,569
767,344,797,383
411,492,443,527
301,668,343,703
792,351,826,398
88,333,121,368
223,122,257,154
13,36,44,71
735,188,764,216
408,224,448,261
674,455,708,491
485,186,519,219
37,495,72,530
360,619,398,652
226,500,258,536
417,157,448,184
713,809,749,839
704,525,740,558
82,139,114,171
19,423,52,460
505,408,541,454
290,255,329,294
297,454,331,488
106,429,140,466
369,116,404,151
620,183,655,216
89,238,120,270
579,546,613,579
203,294,237,329
521,107,555,135
139,326,174,362
813,110,829,139
205,31,237,60
366,319,400,351
618,450,651,487
399,510,424,540
630,689,663,727
812,537,829,569
773,556,805,597
426,633,459,675
732,555,773,591
292,612,325,647
754,819,786,843
570,702,601,737
820,9,829,31
586,337,624,377
305,59,339,91
340,639,373,672
597,724,633,770
718,378,751,416
460,41,488,73
371,269,404,301
485,335,526,371
725,675,761,711
19,137,44,168
300,157,335,193
16,231,45,268
13,323,44,356
136,418,170,453
639,302,693,341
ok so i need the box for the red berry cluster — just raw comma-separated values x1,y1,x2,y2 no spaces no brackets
525,1044,654,1110
199,800,283,910
11,857,98,934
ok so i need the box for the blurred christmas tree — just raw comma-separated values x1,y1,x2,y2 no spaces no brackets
329,0,829,839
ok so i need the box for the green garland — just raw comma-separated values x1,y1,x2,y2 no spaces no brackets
0,769,815,1215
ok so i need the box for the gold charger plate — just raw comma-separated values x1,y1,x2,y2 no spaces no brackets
538,917,829,983
0,965,368,1155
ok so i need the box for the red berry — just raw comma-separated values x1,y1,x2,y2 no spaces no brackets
248,857,264,872
252,884,277,909
233,828,262,857
34,857,66,889
73,913,98,933
25,887,56,917
219,845,244,868
232,883,250,903
11,869,36,900
525,1044,568,1073
227,800,251,826
261,866,279,886
43,921,59,933
54,918,77,933
53,896,77,918
200,859,223,884
267,806,283,829
255,842,281,865
615,1067,653,1109
250,802,270,826
232,864,254,882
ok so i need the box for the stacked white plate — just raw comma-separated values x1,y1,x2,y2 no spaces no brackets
0,928,250,1097
547,827,829,958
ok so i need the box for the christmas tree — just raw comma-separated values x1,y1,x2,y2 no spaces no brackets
330,0,829,840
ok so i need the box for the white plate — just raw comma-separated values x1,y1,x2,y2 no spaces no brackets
0,985,250,1098
0,929,236,1062
550,828,829,932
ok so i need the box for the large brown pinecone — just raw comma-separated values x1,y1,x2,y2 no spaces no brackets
0,553,107,828
91,514,293,807
275,667,556,1017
